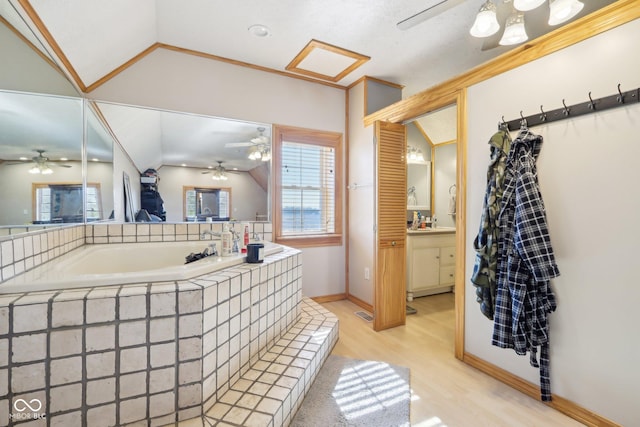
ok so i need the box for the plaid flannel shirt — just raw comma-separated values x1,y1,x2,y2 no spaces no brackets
491,130,560,402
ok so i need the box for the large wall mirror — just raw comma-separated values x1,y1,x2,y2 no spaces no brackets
95,101,271,223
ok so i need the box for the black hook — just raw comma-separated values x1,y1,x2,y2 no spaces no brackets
539,105,547,122
617,83,624,103
588,92,595,110
562,99,570,116
498,115,507,130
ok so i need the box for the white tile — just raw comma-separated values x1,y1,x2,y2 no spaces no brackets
178,383,201,409
52,300,84,327
0,339,7,367
150,317,175,342
87,377,116,406
50,410,82,427
11,362,45,392
119,371,147,399
179,289,202,314
87,403,116,427
50,383,82,412
179,313,202,338
86,351,116,379
1,241,13,266
119,321,147,347
150,342,175,368
50,329,82,357
178,359,201,385
13,304,48,332
86,298,116,323
150,292,176,316
86,325,115,351
119,396,147,424
13,238,24,261
223,406,251,425
179,337,202,362
149,367,174,393
119,294,147,320
12,333,47,363
120,347,147,373
0,368,7,396
50,356,82,386
149,391,175,418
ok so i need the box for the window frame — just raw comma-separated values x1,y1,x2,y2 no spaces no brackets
182,186,232,221
272,125,343,248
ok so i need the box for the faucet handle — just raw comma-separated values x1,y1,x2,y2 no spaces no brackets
252,232,261,241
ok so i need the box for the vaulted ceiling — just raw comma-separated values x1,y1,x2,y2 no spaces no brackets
3,0,616,97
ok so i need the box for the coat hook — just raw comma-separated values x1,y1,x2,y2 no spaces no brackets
617,83,624,103
588,92,595,110
539,105,547,122
498,115,507,130
562,99,570,116
519,111,527,129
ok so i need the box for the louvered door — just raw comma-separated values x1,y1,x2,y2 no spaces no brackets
374,121,407,331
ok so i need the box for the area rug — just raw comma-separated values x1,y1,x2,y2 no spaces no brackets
290,355,410,427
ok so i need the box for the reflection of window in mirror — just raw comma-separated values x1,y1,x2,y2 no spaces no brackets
183,187,231,221
32,183,101,223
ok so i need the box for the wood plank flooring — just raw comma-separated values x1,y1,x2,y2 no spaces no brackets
321,294,585,427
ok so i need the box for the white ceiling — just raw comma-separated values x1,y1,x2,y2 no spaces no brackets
9,0,615,96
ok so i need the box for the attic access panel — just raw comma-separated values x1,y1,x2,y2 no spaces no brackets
286,39,370,83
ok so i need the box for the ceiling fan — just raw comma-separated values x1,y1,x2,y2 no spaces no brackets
200,160,240,181
224,126,270,148
6,149,72,174
224,126,271,161
397,0,466,30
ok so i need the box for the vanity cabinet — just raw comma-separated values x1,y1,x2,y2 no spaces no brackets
406,230,455,301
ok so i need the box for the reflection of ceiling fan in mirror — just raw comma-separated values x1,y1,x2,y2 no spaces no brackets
224,127,271,161
7,149,72,174
200,161,240,181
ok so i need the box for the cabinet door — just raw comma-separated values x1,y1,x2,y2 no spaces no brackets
411,247,440,290
439,265,456,285
440,246,456,266
374,121,406,331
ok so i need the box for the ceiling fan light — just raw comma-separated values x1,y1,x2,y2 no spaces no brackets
513,0,545,12
41,167,53,175
470,1,500,38
261,151,271,162
548,0,584,25
499,12,528,46
28,165,40,174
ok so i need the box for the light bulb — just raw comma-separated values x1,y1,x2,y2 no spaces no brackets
548,0,584,25
29,166,40,174
514,0,545,12
470,1,500,38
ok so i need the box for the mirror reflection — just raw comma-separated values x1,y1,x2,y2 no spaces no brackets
0,90,83,226
95,101,271,223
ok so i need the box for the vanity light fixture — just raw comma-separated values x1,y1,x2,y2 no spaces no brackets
548,0,584,25
469,0,500,38
499,11,528,46
513,0,545,11
407,146,425,163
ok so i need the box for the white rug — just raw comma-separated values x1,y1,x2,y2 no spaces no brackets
290,355,411,427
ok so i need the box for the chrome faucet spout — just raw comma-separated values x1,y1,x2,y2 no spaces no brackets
200,230,221,239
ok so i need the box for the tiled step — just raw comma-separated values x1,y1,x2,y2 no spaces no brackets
175,298,338,427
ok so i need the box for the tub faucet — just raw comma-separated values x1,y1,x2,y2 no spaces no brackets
200,230,221,239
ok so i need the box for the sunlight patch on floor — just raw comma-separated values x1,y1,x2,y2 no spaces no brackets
413,416,448,427
332,360,409,421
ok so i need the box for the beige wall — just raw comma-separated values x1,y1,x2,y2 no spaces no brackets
465,19,640,426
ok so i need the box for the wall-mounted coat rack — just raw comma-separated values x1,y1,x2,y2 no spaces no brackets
501,84,640,131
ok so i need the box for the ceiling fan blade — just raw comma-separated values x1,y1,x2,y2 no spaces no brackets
224,142,254,148
397,0,465,30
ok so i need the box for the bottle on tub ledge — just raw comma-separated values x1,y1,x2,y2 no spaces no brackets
221,222,233,256
431,216,437,229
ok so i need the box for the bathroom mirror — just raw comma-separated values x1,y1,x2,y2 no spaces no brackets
95,101,271,223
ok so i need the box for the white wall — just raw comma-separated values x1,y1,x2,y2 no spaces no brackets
157,165,267,222
112,142,141,222
465,19,640,426
433,143,456,228
347,81,375,303
89,47,346,297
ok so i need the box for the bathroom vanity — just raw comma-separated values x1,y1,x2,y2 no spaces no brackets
406,228,456,301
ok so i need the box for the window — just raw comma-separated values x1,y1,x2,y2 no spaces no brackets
183,186,231,221
273,125,342,247
33,183,102,223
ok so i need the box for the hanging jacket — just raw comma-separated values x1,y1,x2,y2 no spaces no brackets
491,129,560,402
471,129,512,319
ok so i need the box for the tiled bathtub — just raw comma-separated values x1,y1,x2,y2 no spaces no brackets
0,243,307,426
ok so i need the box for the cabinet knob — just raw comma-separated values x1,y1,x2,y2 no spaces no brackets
391,241,396,246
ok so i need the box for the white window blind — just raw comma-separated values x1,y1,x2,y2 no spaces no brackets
280,140,335,235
